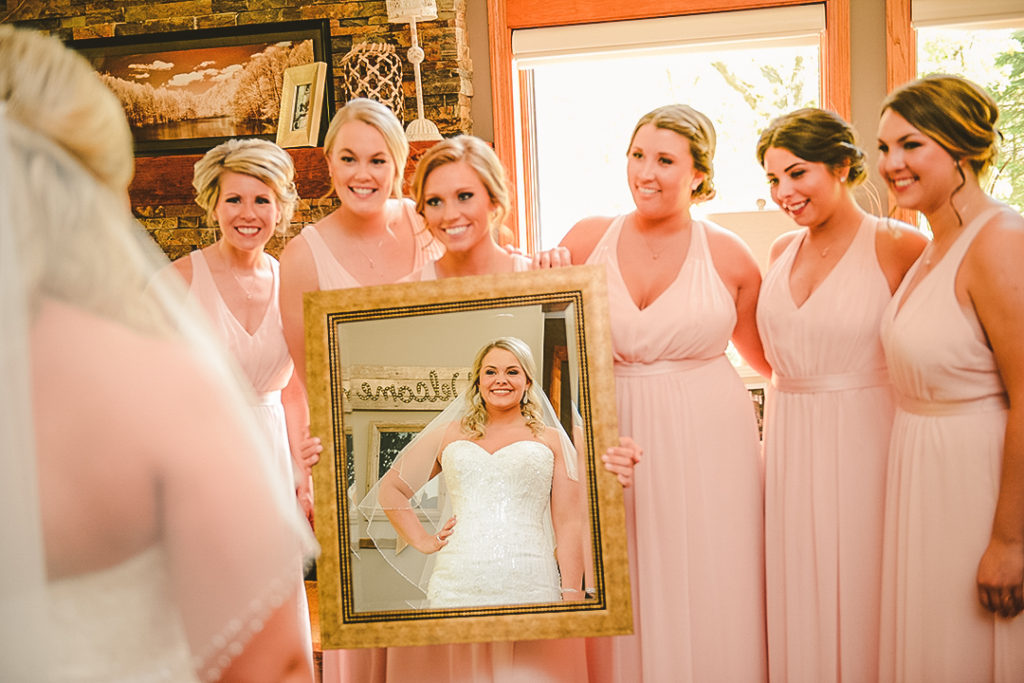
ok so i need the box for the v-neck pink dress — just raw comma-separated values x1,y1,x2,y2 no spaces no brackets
878,207,1024,682
187,248,313,670
757,215,894,682
189,249,294,489
585,216,767,682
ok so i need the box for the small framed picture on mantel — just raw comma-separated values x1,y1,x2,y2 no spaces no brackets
277,62,328,148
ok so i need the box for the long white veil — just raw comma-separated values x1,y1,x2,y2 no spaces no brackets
0,95,317,680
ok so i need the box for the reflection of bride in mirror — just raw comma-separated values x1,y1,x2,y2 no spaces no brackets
366,336,585,608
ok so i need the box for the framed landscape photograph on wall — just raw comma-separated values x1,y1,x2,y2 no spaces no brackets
68,19,333,155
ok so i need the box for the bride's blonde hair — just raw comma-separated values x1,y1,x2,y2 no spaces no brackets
461,337,547,439
0,26,170,331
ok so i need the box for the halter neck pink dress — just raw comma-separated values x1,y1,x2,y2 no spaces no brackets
585,216,767,682
299,199,439,291
878,207,1024,682
757,215,894,682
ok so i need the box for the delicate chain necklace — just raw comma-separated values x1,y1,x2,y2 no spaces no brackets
348,224,394,270
229,265,258,299
219,246,261,300
807,230,845,258
634,219,684,260
352,235,386,268
921,242,937,267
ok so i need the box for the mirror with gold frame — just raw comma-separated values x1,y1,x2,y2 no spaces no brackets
305,265,631,649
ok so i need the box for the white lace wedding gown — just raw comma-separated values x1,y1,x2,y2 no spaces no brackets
426,439,562,608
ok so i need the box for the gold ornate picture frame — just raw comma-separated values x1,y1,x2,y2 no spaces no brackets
276,61,328,148
305,265,632,648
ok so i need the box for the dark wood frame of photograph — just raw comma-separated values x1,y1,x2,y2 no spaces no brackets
68,19,334,156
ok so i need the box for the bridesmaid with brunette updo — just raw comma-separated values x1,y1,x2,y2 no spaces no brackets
755,108,925,683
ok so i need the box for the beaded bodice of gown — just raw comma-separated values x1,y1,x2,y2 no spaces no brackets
47,547,198,682
426,440,561,608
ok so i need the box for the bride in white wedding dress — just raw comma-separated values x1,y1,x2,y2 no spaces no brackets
371,337,585,608
0,26,317,682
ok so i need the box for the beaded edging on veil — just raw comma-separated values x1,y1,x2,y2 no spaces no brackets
0,102,317,680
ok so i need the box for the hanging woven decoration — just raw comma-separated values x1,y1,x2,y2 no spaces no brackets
339,42,405,123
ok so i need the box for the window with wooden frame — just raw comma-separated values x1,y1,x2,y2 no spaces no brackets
887,0,1024,225
488,0,852,250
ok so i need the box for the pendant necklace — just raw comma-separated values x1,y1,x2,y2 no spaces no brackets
222,247,260,300
808,230,843,258
230,266,257,299
635,220,682,261
922,242,936,267
350,223,393,270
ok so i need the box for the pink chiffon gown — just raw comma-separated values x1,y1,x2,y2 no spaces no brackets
187,249,314,670
878,207,1024,682
585,216,767,682
757,215,893,682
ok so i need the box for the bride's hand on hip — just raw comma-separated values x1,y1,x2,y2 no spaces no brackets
602,436,642,488
424,515,457,553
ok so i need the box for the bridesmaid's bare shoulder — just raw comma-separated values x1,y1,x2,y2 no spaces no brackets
560,215,615,265
168,246,198,286
767,230,803,266
873,217,928,293
702,219,762,286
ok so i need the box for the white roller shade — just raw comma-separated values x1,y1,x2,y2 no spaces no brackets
512,5,825,66
913,0,1024,28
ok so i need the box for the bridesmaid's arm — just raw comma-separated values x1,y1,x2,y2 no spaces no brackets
282,372,320,525
874,220,929,294
966,211,1024,619
602,437,642,488
282,372,321,473
278,234,317,390
279,235,319,519
530,246,573,270
706,225,772,379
